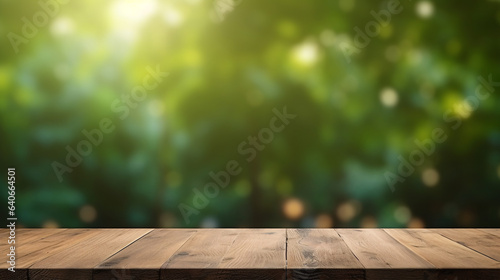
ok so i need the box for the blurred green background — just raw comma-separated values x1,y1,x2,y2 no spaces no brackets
1,0,500,228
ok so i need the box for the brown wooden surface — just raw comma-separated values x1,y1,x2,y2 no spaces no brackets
1,228,499,279
436,228,500,262
186,229,286,279
338,229,435,279
287,228,364,279
29,229,152,280
95,229,196,280
161,229,239,279
385,229,500,269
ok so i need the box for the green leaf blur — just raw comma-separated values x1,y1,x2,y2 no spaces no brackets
1,0,499,228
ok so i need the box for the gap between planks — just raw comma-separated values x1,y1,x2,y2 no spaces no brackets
94,229,158,269
434,229,500,262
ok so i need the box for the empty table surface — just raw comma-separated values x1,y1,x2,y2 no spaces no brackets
1,228,499,279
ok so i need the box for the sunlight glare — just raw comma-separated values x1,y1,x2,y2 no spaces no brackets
292,40,319,66
109,0,158,41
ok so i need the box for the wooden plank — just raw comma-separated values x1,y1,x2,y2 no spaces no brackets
10,229,99,269
94,229,197,280
480,229,500,238
218,229,285,267
0,229,67,280
174,229,286,279
437,229,500,262
386,229,500,269
163,229,238,268
29,229,152,280
1,228,499,279
0,228,66,251
0,228,64,258
337,229,433,269
287,228,364,279
338,229,435,280
161,229,240,279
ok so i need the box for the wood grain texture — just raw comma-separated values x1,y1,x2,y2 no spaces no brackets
437,228,500,262
162,229,286,280
0,229,63,256
29,229,152,280
94,229,197,280
17,229,99,268
0,229,69,280
199,229,286,279
2,228,499,279
0,229,66,268
337,229,436,280
287,229,364,279
218,229,285,268
378,229,500,280
386,229,500,269
337,229,433,269
160,229,239,279
480,228,500,238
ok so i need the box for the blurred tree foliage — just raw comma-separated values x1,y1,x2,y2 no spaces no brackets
0,0,499,228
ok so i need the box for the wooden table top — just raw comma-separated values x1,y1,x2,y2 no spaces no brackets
1,228,500,279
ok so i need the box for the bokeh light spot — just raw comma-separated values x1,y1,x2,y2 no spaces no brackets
43,220,59,228
283,198,305,220
408,217,425,228
408,49,423,65
380,87,398,107
394,206,412,224
315,214,333,228
50,17,74,36
159,212,177,227
337,201,359,222
79,205,97,223
109,0,158,42
422,168,439,187
360,216,377,228
292,40,319,66
201,216,219,228
110,0,157,25
455,100,473,119
416,1,434,19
